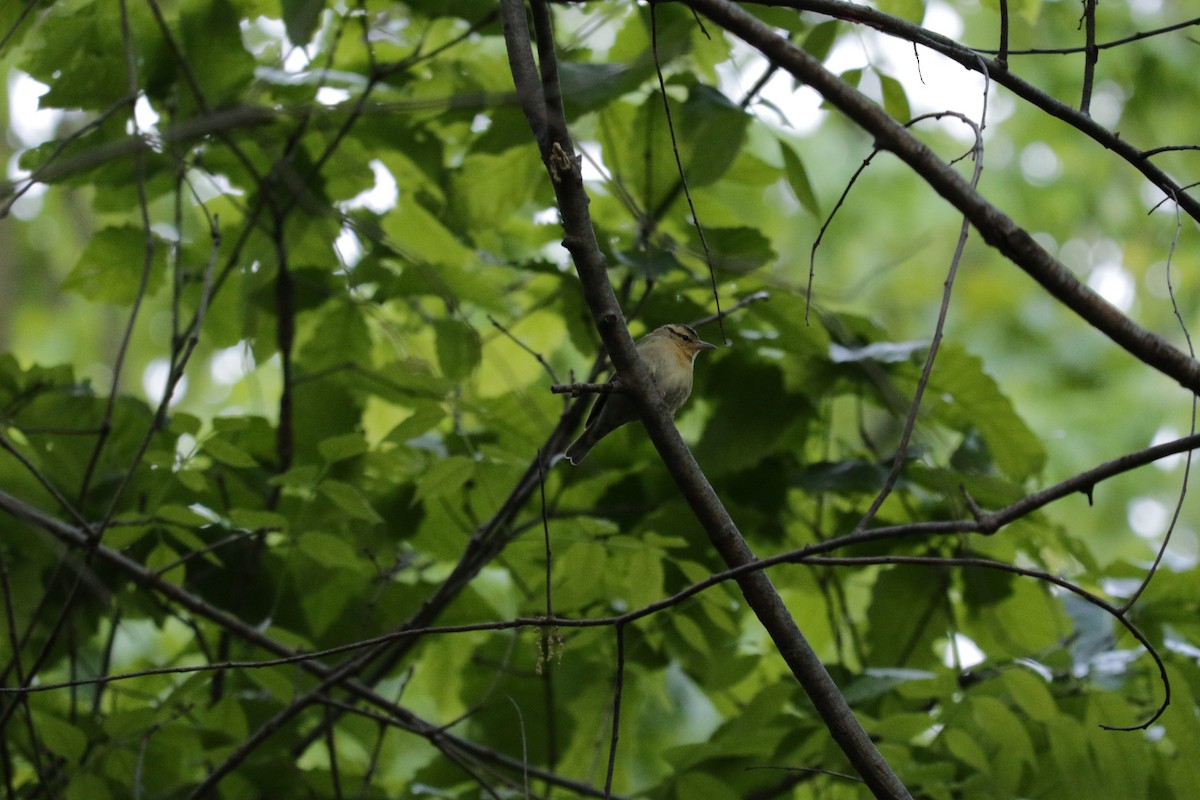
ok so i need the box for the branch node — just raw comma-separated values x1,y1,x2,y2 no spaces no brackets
547,140,579,183
959,486,999,534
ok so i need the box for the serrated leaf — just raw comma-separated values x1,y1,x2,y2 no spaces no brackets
62,227,166,305
688,226,775,273
1002,667,1058,722
269,465,321,488
414,456,475,504
384,403,446,443
318,479,384,523
943,727,991,772
925,346,1046,481
676,85,750,188
298,530,361,568
146,543,182,581
554,541,607,608
202,437,259,468
672,614,710,655
33,714,87,762
558,61,653,112
433,319,482,381
179,0,255,108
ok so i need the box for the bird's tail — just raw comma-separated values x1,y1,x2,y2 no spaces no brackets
563,432,595,465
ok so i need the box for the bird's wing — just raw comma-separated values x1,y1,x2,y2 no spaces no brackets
583,375,619,427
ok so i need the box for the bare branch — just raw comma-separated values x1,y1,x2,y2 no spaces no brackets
500,2,912,797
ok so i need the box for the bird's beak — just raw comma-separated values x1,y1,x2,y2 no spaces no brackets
696,339,717,350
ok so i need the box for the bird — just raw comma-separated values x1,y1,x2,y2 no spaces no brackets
564,323,716,465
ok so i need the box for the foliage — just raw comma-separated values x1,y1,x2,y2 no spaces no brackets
0,0,1198,797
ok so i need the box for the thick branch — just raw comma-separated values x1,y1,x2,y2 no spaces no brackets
686,0,1200,395
500,2,912,798
0,488,624,799
750,0,1200,224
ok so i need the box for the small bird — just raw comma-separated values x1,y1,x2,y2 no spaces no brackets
564,323,716,465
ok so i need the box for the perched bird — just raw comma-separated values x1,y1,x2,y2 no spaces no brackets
564,323,716,465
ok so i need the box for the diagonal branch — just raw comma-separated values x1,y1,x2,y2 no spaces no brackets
748,0,1200,225
685,0,1200,396
0,487,628,800
500,2,912,798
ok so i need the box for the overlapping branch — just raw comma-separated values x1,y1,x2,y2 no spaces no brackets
501,1,913,797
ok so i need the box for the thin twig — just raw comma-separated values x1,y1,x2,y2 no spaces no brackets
603,624,626,799
1079,0,1098,113
649,2,727,343
854,109,987,531
1121,195,1193,612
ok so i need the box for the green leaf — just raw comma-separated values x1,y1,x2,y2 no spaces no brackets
687,226,775,273
779,140,821,217
1002,667,1057,722
318,479,384,523
802,20,841,62
202,437,260,469
450,147,542,230
554,540,607,608
318,432,370,464
696,358,808,473
879,73,913,121
298,530,362,569
102,708,160,738
612,548,664,609
676,84,751,188
66,773,111,800
942,727,990,773
843,668,937,704
558,61,654,112
674,773,738,800
796,459,888,493
414,456,475,504
21,4,128,109
876,0,926,24
433,319,482,381
924,345,1046,481
156,504,211,527
384,403,447,443
672,614,710,656
179,0,255,108
62,227,166,305
146,543,183,581
228,508,289,531
971,695,1036,793
33,711,87,761
867,566,950,667
281,0,325,46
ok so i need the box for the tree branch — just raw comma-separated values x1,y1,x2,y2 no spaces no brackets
685,0,1200,396
500,2,912,797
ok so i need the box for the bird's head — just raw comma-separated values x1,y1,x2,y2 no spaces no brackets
660,323,717,360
